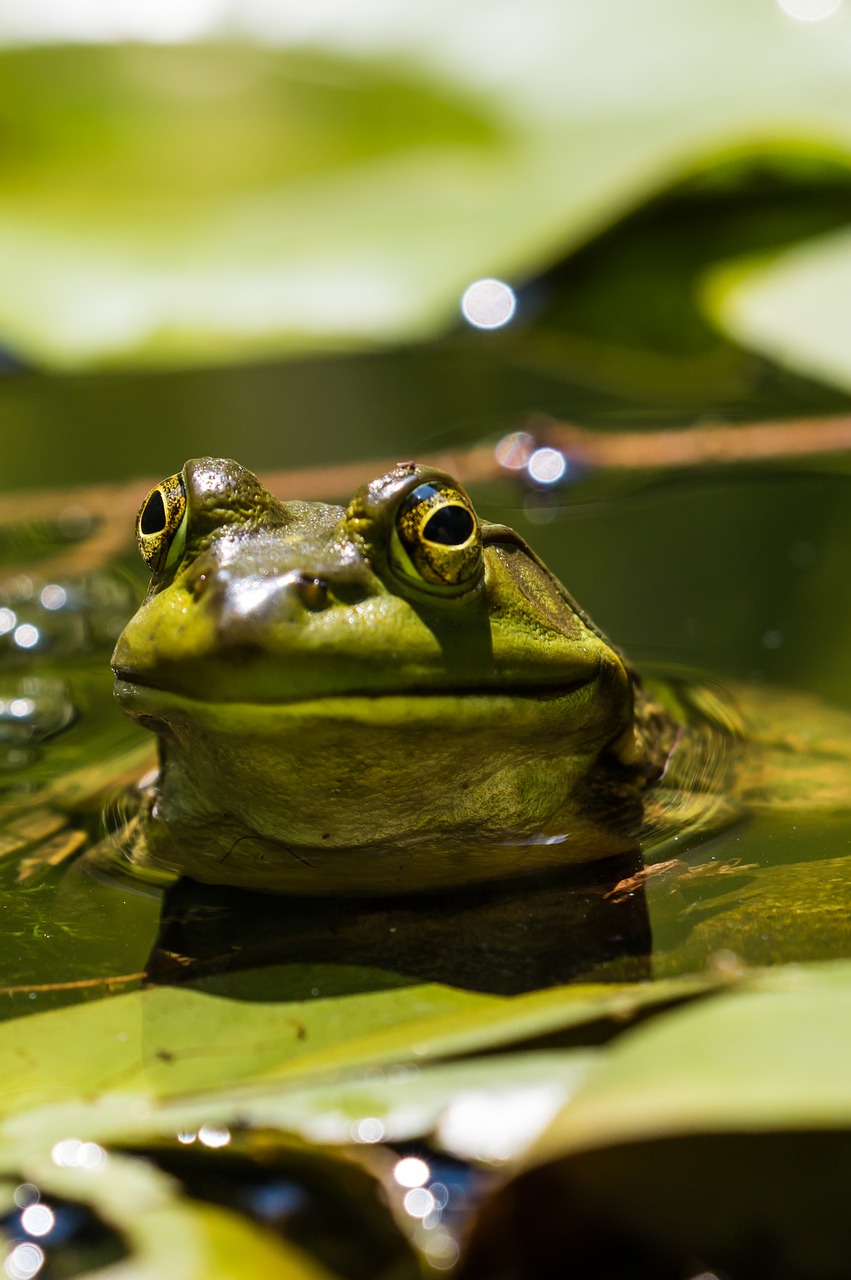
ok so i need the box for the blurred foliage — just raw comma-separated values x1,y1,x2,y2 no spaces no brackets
706,224,851,392
2,1,851,371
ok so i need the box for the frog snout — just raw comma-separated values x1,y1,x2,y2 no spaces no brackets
213,570,331,629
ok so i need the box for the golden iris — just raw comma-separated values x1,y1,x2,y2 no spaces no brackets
393,482,482,589
135,473,187,575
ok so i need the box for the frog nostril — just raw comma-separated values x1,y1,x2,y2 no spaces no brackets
291,573,329,612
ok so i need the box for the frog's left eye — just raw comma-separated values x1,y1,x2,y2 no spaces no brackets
135,473,187,575
393,482,483,590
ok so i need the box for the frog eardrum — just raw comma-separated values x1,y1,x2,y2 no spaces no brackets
392,480,483,590
135,472,187,575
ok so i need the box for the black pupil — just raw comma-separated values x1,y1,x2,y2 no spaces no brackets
140,489,167,535
423,504,474,546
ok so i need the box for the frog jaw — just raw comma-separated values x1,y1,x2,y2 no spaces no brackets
116,666,638,896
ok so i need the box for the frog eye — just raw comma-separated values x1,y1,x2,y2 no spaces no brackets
392,482,483,590
135,473,188,575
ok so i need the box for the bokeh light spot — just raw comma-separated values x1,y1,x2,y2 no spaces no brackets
4,1243,44,1280
403,1187,436,1219
393,1156,430,1188
461,278,516,329
20,1206,54,1239
527,447,567,486
40,585,67,611
352,1117,384,1143
198,1124,230,1148
13,625,39,651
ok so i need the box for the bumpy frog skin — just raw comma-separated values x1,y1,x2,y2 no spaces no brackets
112,458,680,895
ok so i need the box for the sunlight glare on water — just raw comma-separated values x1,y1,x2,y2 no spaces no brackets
438,1084,568,1163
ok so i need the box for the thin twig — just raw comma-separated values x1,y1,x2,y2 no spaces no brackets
0,972,145,996
2,413,851,578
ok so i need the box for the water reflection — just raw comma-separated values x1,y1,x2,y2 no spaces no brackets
0,676,75,764
146,853,652,997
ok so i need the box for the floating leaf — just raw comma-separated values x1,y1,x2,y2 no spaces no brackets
462,961,851,1279
0,969,722,1158
0,1048,600,1175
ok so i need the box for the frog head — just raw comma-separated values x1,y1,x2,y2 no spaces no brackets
112,458,651,894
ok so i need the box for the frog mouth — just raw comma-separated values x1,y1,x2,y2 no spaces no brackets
111,669,598,705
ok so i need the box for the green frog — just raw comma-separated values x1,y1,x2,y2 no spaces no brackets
109,456,745,896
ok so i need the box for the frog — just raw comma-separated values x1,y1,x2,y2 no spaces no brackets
106,455,747,897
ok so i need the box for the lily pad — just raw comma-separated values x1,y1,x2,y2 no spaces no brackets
0,1048,600,1176
0,971,721,1152
462,961,851,1280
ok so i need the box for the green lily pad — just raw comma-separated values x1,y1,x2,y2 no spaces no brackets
529,960,851,1158
0,970,721,1150
461,961,851,1280
0,1048,600,1175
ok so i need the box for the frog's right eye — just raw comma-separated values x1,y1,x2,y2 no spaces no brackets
135,473,187,575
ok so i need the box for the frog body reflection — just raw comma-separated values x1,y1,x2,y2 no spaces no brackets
110,457,735,896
